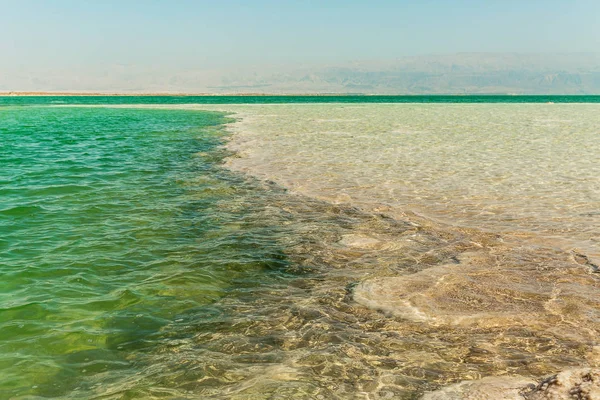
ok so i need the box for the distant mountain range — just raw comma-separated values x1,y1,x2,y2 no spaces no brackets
3,53,600,94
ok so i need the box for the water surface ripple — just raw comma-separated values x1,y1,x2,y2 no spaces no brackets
0,106,295,398
2,102,600,399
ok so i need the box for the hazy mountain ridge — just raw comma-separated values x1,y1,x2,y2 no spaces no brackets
2,53,600,94
213,53,600,94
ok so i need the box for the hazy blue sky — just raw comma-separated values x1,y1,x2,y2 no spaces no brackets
2,0,599,70
2,0,600,92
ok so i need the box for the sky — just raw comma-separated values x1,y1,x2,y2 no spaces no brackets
1,0,600,91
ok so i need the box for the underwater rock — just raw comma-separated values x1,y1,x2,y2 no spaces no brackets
524,368,600,400
353,246,600,341
421,369,600,399
421,375,535,400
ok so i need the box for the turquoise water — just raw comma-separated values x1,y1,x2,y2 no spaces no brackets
1,95,600,107
0,106,298,398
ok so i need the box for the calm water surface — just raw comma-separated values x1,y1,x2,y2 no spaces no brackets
211,103,600,261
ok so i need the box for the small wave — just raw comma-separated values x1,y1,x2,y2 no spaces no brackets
26,184,94,197
0,204,45,216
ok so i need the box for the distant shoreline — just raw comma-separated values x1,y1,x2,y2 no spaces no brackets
0,92,329,97
2,92,599,97
2,92,373,97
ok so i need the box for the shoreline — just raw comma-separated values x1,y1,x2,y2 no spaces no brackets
0,92,366,97
2,92,600,97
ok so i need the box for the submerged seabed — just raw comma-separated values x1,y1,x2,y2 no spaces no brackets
199,103,600,397
2,103,599,399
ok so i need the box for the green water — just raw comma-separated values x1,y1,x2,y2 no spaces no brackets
0,106,295,398
1,95,600,108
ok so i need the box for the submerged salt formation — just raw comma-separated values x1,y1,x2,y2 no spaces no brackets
198,103,600,336
526,368,600,399
421,376,535,399
219,104,600,262
197,103,600,396
421,368,600,400
353,238,600,339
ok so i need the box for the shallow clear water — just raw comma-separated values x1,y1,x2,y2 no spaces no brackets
212,103,600,262
2,100,600,399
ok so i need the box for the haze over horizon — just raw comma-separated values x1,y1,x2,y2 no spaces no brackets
2,0,600,93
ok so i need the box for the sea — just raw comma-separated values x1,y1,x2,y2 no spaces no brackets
1,96,599,399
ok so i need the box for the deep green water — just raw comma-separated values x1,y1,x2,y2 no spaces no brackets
1,94,600,107
0,106,299,398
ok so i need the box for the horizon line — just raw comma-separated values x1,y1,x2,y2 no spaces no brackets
2,92,600,97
